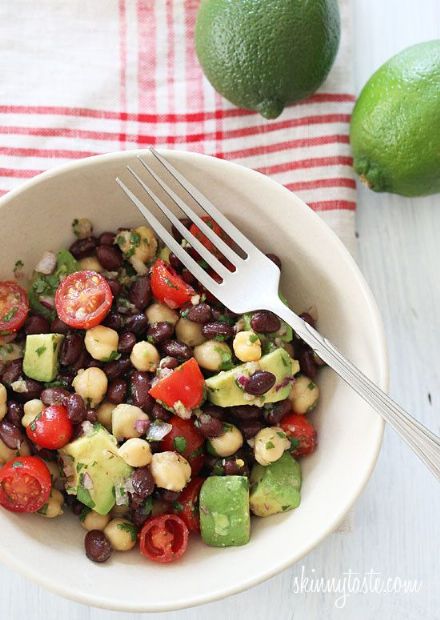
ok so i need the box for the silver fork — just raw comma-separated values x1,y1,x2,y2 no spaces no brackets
116,147,440,481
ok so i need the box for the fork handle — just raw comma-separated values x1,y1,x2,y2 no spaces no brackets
271,303,440,480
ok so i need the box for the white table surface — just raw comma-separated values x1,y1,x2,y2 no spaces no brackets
1,1,439,618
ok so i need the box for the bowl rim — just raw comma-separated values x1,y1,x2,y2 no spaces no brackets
0,149,387,611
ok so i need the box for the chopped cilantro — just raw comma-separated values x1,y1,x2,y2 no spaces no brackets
281,505,290,511
38,503,48,515
172,501,184,513
35,345,47,357
249,333,259,343
13,260,24,276
12,461,23,469
2,307,18,322
76,462,85,473
276,431,287,439
79,506,91,522
290,438,300,450
308,382,316,390
265,441,275,450
104,350,121,362
173,436,187,454
117,521,138,542
164,277,179,290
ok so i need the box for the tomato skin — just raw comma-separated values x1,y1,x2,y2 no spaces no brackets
175,477,205,532
139,514,189,563
0,281,29,333
0,456,51,513
189,216,226,258
55,270,113,329
150,259,195,309
280,412,317,458
149,358,205,412
26,405,73,450
160,415,205,475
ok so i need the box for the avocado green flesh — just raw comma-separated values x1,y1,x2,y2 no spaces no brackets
60,426,133,516
250,452,301,517
205,348,293,407
199,476,250,547
350,40,440,197
23,333,64,382
195,0,340,119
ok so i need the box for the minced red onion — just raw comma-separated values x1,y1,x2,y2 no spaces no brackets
134,418,150,434
147,420,172,441
39,295,55,309
82,472,94,490
81,421,95,436
275,375,295,391
236,375,249,388
35,251,57,275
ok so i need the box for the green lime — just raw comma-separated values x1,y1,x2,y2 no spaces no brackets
350,40,440,197
195,0,340,120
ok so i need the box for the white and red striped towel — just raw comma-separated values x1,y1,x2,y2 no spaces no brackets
0,0,356,252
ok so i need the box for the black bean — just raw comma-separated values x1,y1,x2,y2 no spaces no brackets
24,315,50,335
131,467,155,498
147,322,174,344
84,530,112,563
169,253,182,271
130,499,152,528
224,458,249,476
266,253,282,269
230,405,262,420
15,379,43,402
70,349,91,372
57,370,76,387
124,313,148,336
250,311,281,334
50,317,70,334
103,310,123,331
245,371,276,396
211,308,239,321
160,340,192,361
103,357,131,380
60,333,84,366
66,393,87,424
158,489,180,503
107,379,127,404
264,399,291,425
2,360,23,385
128,276,151,311
151,403,171,421
118,331,136,355
181,269,196,285
107,279,122,298
40,387,70,406
299,312,316,328
0,420,24,449
201,322,234,340
201,404,226,420
171,217,191,242
69,237,97,260
196,413,223,438
237,419,264,440
96,245,123,271
298,349,318,380
130,371,154,412
160,357,179,370
85,409,98,423
5,401,23,427
186,303,212,324
87,359,104,369
30,445,56,461
98,231,116,246
65,494,85,516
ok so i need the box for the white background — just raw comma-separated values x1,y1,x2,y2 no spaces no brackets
1,0,439,618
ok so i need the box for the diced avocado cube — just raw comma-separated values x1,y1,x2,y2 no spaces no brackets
205,348,293,408
23,333,64,382
199,476,250,547
249,452,301,517
60,425,133,515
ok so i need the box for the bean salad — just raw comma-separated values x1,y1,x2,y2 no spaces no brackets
0,217,321,564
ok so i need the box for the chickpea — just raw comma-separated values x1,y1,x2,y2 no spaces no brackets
150,451,191,492
78,256,103,272
145,302,179,325
289,374,320,414
0,437,30,465
104,518,137,551
118,438,152,467
72,217,93,239
72,367,108,408
254,426,290,466
116,227,157,275
96,401,115,431
194,340,232,371
85,325,119,362
22,399,44,427
175,318,206,347
81,510,110,532
112,404,150,441
207,423,243,457
130,341,160,372
38,489,64,518
0,383,7,421
233,330,262,362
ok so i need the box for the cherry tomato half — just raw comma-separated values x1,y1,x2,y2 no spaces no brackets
139,514,189,563
0,281,29,333
189,215,228,259
150,259,195,309
160,415,205,475
174,477,205,532
55,270,113,329
280,412,317,458
0,456,51,513
26,404,73,450
149,358,205,413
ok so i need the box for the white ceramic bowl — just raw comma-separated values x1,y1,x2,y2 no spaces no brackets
0,150,386,612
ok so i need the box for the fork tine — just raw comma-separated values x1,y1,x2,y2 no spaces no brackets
149,147,261,256
115,178,221,294
138,155,241,265
126,166,231,281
